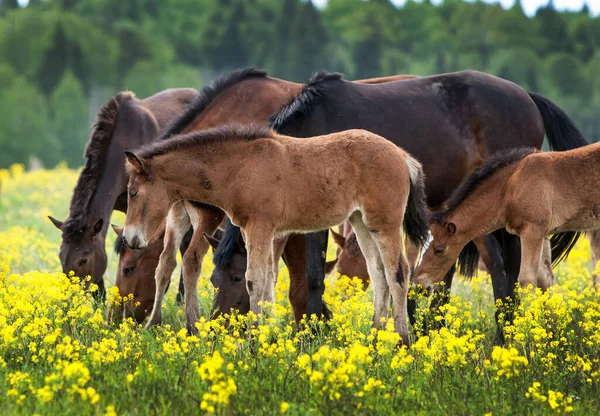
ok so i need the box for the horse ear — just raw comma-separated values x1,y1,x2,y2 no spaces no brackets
48,216,64,230
203,232,221,250
111,224,123,235
125,151,144,172
446,222,457,236
330,229,346,247
93,218,104,236
326,258,338,274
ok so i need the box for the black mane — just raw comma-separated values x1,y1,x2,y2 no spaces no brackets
431,147,537,222
114,230,125,255
157,68,268,140
137,124,274,159
269,70,344,130
64,92,135,242
213,218,244,269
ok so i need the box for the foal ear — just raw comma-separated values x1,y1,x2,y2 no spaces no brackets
446,222,457,236
203,232,221,250
111,224,123,235
48,216,64,230
93,218,104,236
330,229,346,247
125,151,144,172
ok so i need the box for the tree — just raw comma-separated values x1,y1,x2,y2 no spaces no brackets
50,71,88,167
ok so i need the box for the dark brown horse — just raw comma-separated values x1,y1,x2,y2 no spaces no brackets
48,88,198,299
211,70,587,330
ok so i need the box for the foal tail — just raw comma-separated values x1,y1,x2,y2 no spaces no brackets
404,155,429,247
529,92,588,266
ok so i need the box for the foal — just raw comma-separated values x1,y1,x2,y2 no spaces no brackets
413,145,599,291
122,125,429,344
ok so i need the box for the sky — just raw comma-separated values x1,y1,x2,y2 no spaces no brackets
312,0,600,16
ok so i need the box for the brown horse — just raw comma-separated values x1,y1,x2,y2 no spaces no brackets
47,88,199,299
122,126,429,344
412,144,600,291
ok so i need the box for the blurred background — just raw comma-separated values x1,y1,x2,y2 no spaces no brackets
0,0,598,168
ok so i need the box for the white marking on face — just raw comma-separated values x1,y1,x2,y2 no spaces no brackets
123,226,148,249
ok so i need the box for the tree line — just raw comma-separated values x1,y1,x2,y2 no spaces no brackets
1,0,598,168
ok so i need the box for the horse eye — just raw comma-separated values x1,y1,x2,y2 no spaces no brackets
232,275,244,283
129,189,138,198
124,266,135,275
434,247,445,255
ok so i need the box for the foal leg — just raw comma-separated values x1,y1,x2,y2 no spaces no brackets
181,203,225,334
146,202,190,328
176,228,193,304
537,238,554,291
349,215,389,328
517,227,546,290
244,224,276,316
373,229,411,346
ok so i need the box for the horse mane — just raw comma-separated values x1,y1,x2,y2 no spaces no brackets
64,92,135,242
213,218,244,269
345,232,363,257
430,147,537,222
137,124,275,160
157,68,268,140
114,230,125,255
269,70,344,130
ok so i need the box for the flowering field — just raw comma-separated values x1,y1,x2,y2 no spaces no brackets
1,165,600,415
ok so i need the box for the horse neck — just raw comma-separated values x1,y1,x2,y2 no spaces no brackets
184,77,302,132
444,167,515,244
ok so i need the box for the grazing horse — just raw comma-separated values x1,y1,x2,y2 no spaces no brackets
121,126,429,344
329,224,370,289
47,88,198,300
213,70,587,328
413,144,600,291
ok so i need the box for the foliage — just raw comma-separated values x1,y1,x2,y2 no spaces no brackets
1,164,600,414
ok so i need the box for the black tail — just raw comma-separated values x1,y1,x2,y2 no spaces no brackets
404,157,429,247
529,91,588,265
550,232,583,268
457,240,480,279
529,92,588,151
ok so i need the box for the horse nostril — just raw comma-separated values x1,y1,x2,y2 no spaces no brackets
80,258,88,265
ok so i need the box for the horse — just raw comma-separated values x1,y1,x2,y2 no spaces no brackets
107,72,418,323
412,144,600,292
210,70,587,332
121,126,429,344
47,87,199,300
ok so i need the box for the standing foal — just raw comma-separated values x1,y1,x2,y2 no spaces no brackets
122,125,428,344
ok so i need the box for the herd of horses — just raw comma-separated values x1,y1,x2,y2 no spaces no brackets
48,67,599,345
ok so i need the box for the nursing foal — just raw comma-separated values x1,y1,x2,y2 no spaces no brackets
414,144,600,291
122,125,428,344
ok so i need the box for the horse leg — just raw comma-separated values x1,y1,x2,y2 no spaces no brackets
537,238,554,290
349,215,389,328
373,229,411,346
305,230,330,320
497,229,521,327
517,228,545,290
281,234,309,323
405,237,420,326
244,224,276,315
181,204,225,334
176,228,193,304
146,202,190,328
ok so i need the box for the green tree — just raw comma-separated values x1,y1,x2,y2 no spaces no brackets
50,70,88,167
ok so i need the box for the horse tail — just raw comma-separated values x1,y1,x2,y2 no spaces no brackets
404,154,429,247
528,92,588,151
550,232,583,268
457,240,480,279
529,92,588,265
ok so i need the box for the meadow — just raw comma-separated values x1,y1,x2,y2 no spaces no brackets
1,164,599,415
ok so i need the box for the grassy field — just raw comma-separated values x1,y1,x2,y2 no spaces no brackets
1,164,599,415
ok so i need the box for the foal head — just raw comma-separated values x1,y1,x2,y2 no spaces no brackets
329,229,369,289
413,218,464,291
108,225,163,324
122,152,171,250
207,222,250,317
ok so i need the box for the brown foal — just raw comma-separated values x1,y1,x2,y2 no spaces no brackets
122,126,429,344
413,145,600,292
